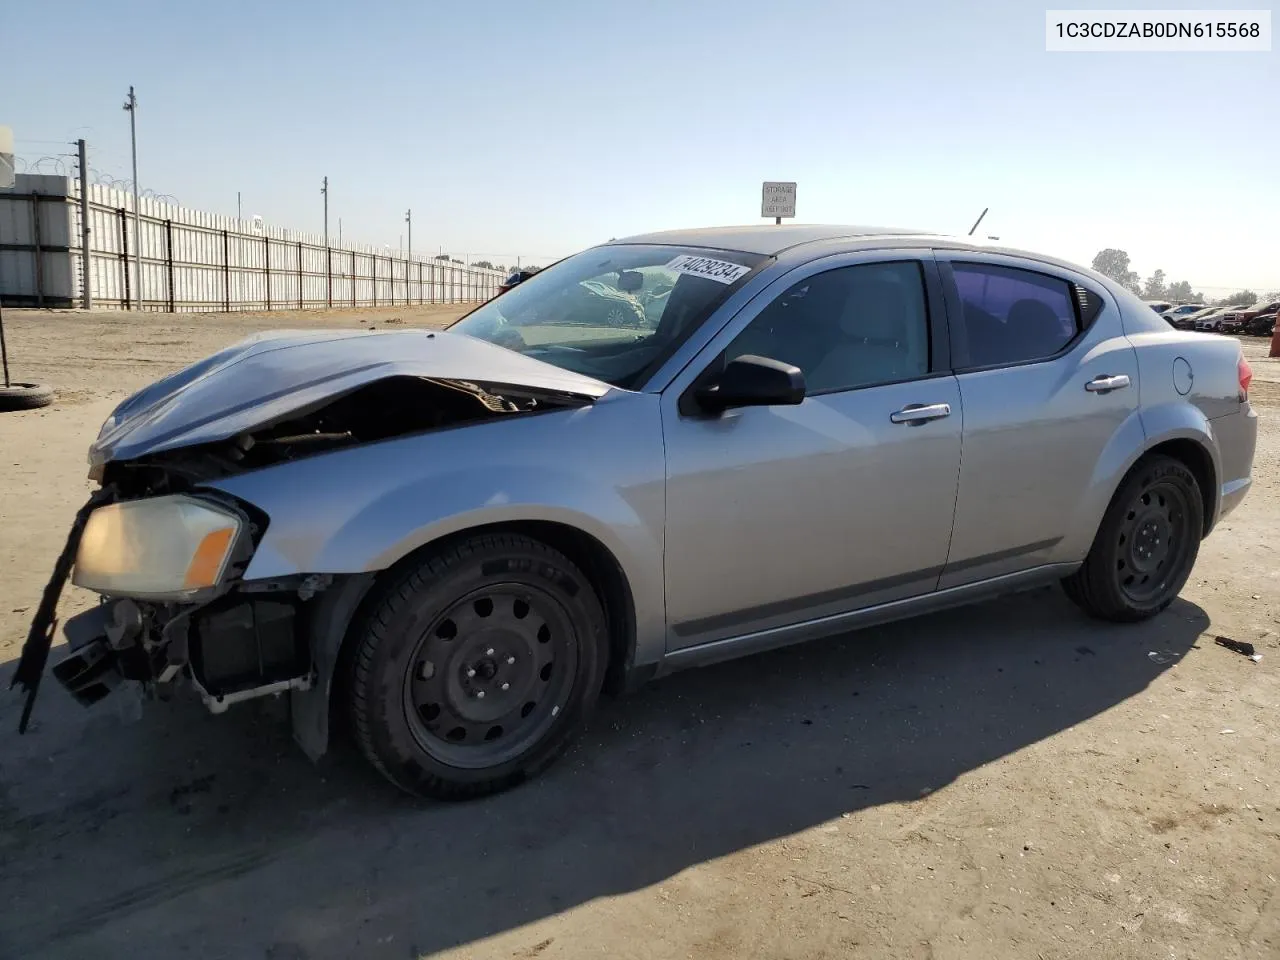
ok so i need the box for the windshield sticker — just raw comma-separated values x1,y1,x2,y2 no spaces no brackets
664,255,751,285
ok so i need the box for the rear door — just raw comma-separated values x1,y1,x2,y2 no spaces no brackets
935,252,1139,588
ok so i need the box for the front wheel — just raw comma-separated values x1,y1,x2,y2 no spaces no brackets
1062,455,1204,622
349,534,607,800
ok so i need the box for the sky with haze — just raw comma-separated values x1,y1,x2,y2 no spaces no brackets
8,0,1277,293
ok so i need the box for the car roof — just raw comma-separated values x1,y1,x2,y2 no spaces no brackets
607,223,1130,293
609,224,932,256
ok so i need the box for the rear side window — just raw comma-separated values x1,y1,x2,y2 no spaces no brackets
953,263,1079,368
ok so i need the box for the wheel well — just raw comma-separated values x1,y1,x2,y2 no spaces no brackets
340,520,637,700
1146,438,1216,536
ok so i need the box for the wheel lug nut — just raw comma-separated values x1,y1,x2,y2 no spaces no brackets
486,648,495,656
507,656,516,665
466,668,476,678
476,690,485,699
501,682,510,691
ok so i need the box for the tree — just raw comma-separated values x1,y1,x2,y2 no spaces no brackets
1217,290,1257,307
473,260,495,269
1091,248,1141,293
1142,269,1168,300
1166,280,1202,304
434,253,451,261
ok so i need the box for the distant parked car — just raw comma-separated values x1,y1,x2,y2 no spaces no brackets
1245,311,1277,337
1225,300,1280,332
1166,307,1216,330
1145,300,1174,314
1197,308,1244,332
1162,304,1204,322
23,225,1259,800
1162,304,1209,328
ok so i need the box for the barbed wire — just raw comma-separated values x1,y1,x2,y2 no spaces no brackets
16,155,72,176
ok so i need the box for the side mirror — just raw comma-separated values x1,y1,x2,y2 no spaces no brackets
617,270,644,293
695,355,805,413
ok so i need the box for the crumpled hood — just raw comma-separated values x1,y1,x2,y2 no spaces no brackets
91,329,612,465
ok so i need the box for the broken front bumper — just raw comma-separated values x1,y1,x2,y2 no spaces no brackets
51,592,314,716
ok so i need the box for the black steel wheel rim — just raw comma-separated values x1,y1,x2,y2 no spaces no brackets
402,583,578,769
1115,478,1193,604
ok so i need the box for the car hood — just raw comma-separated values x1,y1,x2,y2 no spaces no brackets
91,329,612,465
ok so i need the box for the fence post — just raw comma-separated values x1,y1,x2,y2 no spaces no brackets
164,219,175,312
264,235,271,310
118,208,131,310
351,250,356,307
418,261,423,305
372,254,377,308
326,246,332,308
221,229,230,312
31,194,45,308
297,241,303,309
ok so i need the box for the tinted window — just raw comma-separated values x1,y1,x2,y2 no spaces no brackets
725,261,930,394
952,263,1078,367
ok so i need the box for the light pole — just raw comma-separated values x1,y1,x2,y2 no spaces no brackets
405,208,412,259
123,86,141,309
321,176,328,246
321,176,330,307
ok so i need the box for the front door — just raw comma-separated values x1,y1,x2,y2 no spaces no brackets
661,254,963,650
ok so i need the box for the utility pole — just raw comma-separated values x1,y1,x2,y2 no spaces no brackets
123,86,141,309
968,207,989,237
237,191,242,222
321,176,330,307
405,208,412,259
338,217,342,247
77,139,92,309
321,176,328,246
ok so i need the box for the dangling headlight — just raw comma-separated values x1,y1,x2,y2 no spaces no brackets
73,495,246,599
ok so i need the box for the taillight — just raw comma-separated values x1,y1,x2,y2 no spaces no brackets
1238,354,1253,399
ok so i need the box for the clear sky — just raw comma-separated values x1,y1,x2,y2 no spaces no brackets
9,0,1278,293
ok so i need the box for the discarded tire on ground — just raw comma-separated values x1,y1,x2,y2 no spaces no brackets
0,383,55,412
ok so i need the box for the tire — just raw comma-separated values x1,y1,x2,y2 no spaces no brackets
1062,455,1203,622
0,382,54,411
349,533,608,800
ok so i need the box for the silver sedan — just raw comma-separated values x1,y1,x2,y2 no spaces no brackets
17,225,1258,799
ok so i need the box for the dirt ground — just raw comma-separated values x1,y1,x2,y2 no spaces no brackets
0,307,1277,960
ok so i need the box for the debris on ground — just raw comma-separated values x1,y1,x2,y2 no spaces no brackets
1214,636,1257,658
1148,650,1181,664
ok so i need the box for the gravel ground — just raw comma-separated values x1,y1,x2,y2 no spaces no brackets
0,308,1276,960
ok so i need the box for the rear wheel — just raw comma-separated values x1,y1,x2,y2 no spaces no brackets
349,533,607,800
1062,455,1203,622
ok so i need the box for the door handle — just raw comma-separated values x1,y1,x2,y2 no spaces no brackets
1085,374,1131,393
890,402,952,425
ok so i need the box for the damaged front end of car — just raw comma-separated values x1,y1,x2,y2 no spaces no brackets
12,329,607,750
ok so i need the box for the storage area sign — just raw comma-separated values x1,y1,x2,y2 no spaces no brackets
761,181,796,219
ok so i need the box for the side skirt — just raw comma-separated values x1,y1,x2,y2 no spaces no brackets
655,563,1081,675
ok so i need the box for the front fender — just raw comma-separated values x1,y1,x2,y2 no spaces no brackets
208,393,668,667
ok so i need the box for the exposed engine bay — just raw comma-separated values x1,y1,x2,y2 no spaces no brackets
99,375,584,495
13,375,591,740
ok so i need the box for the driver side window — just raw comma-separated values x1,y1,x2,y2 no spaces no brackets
725,261,931,394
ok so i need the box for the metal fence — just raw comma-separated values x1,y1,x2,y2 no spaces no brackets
0,173,503,310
